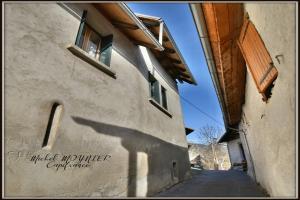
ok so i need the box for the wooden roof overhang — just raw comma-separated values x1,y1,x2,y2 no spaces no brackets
201,3,246,126
136,14,197,85
94,3,164,51
218,129,239,143
94,3,196,85
185,127,194,135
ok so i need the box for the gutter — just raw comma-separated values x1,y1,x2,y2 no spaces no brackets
189,3,229,127
118,2,165,51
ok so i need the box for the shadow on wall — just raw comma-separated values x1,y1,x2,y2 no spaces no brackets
72,116,190,197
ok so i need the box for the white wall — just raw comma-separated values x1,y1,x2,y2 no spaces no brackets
4,3,191,197
227,138,244,164
239,3,296,197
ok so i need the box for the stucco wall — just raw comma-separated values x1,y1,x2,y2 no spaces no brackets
4,3,191,197
227,138,244,165
239,3,296,197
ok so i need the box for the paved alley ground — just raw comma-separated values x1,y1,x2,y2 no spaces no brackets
155,169,267,197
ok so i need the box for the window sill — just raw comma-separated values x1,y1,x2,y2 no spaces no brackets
149,98,172,118
67,44,116,78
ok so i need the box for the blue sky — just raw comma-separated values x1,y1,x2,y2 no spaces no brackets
127,3,225,143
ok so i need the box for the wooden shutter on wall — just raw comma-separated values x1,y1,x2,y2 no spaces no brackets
237,17,278,101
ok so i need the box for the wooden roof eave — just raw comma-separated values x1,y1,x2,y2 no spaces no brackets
163,25,197,85
190,3,230,128
94,4,196,85
94,3,164,51
201,3,246,126
136,14,197,85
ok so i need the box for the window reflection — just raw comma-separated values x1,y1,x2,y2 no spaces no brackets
86,31,101,59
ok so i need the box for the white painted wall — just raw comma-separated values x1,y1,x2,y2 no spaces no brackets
227,138,244,164
4,3,191,197
239,3,296,197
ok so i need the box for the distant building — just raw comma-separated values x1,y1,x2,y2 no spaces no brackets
4,3,197,197
188,143,231,170
191,2,296,197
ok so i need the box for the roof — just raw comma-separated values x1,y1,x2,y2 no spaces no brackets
94,3,196,85
218,129,240,143
185,127,194,135
190,3,246,126
94,3,163,51
136,14,197,85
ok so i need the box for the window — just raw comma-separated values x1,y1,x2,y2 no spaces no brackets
161,86,168,110
42,103,63,150
148,72,169,111
75,10,113,67
237,16,278,101
150,78,160,104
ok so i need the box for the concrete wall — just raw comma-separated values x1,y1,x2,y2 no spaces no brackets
238,3,296,197
227,138,244,165
4,3,191,197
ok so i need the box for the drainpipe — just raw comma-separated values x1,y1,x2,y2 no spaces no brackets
118,2,164,51
189,4,229,128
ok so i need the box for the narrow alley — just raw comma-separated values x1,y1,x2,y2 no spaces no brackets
156,169,267,197
3,2,296,198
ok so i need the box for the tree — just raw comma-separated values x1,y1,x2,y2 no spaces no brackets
197,125,222,170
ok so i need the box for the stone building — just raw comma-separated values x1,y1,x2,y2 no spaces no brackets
4,3,197,197
191,2,296,197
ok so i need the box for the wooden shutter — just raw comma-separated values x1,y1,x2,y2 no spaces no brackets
237,17,278,101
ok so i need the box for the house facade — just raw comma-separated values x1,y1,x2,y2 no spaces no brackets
4,3,196,197
191,3,296,197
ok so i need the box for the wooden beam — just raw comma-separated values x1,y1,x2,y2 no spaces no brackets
179,73,191,79
142,20,160,27
132,40,175,53
163,64,186,72
177,79,184,83
112,20,158,30
180,78,193,84
164,66,190,80
165,66,192,84
112,21,139,30
153,34,169,42
163,47,176,54
159,56,182,65
132,40,157,49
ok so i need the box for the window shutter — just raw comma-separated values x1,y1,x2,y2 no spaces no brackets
100,35,113,66
237,17,278,101
75,10,88,46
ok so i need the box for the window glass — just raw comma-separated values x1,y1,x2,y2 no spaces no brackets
150,80,160,104
161,86,168,109
86,31,101,59
100,35,113,66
